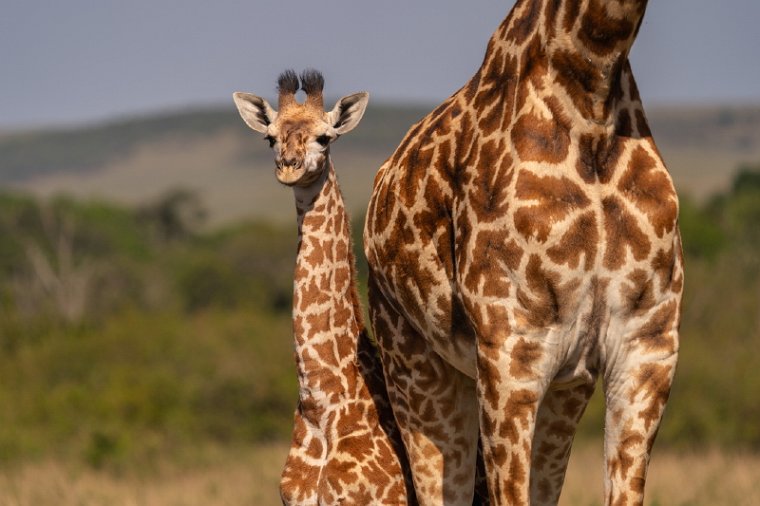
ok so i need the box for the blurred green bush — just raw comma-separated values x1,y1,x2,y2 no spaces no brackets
0,166,758,471
0,190,298,469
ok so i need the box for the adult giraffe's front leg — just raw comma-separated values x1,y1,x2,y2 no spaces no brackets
529,381,596,505
474,324,557,505
602,301,679,506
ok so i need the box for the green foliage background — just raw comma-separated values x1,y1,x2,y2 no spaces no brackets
0,161,758,471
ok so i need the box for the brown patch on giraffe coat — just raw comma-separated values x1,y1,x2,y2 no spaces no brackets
509,338,543,380
634,301,678,354
562,0,581,33
636,108,652,137
423,99,458,142
304,306,332,335
511,98,571,164
602,196,651,270
507,0,542,45
546,210,599,270
616,108,634,137
543,0,561,40
464,228,522,298
633,363,674,431
551,49,603,119
478,353,504,412
306,433,323,459
535,477,553,503
576,133,627,184
473,48,518,136
620,268,657,315
467,140,513,222
548,420,576,441
599,136,627,184
516,255,579,327
433,133,457,191
413,173,452,249
399,145,435,208
578,0,636,56
312,340,340,370
618,145,678,238
651,244,681,293
453,110,477,170
504,454,529,504
281,452,321,504
607,429,645,481
516,36,549,110
333,262,350,291
502,389,539,444
298,278,331,313
367,181,398,246
576,134,599,183
304,236,326,267
625,65,639,99
514,171,591,242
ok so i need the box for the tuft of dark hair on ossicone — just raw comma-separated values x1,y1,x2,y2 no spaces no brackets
300,69,325,95
277,69,299,95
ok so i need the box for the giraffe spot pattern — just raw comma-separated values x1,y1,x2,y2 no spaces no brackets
618,145,678,238
514,171,591,243
578,0,637,56
362,0,683,503
511,103,571,165
602,195,651,270
546,210,599,270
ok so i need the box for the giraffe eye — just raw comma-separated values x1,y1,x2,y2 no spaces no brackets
316,134,332,147
264,135,276,148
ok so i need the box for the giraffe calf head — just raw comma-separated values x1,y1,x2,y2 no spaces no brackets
233,69,369,187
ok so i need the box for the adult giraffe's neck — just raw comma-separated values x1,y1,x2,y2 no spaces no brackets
478,0,648,123
291,161,365,417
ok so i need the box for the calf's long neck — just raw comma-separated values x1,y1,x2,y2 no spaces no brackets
291,161,365,419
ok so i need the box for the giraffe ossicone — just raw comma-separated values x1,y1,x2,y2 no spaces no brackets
234,70,415,505
364,0,683,504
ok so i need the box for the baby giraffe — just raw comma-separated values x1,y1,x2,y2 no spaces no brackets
233,70,414,505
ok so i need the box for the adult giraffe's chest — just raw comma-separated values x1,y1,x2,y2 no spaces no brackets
454,125,680,304
364,94,681,380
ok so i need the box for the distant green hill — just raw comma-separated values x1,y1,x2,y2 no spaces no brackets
0,104,431,182
2,103,759,224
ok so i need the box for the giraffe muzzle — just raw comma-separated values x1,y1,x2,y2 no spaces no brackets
276,163,306,186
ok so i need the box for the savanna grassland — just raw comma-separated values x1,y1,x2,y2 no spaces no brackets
0,104,759,505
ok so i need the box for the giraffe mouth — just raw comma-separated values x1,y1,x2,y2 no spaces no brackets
275,165,306,186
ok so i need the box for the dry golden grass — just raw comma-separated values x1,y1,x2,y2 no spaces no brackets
561,444,760,506
2,443,759,505
0,445,286,506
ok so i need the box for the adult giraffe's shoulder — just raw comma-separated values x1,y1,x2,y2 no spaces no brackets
364,1,683,504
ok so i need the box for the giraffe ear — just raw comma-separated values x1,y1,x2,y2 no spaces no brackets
233,92,277,133
327,92,369,135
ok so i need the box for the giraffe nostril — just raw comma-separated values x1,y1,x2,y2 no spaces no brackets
283,157,300,169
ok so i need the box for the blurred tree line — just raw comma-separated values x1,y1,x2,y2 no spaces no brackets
0,189,298,469
0,165,758,471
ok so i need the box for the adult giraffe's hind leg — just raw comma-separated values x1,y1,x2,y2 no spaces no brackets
529,382,596,505
369,277,480,506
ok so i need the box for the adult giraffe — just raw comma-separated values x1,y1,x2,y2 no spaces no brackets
364,1,683,505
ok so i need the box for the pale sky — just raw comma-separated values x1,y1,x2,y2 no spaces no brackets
2,0,759,128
